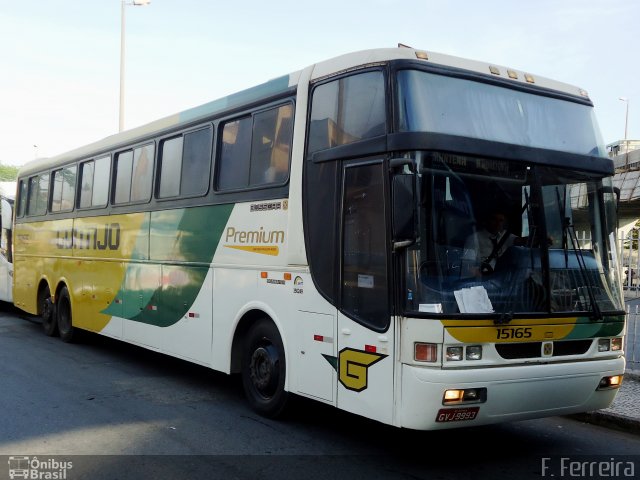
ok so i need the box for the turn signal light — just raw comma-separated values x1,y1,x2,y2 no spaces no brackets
414,343,438,362
611,338,623,351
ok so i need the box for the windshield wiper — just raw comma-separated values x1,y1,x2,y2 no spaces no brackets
555,187,602,321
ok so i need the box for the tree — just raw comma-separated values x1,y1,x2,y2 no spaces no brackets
0,165,20,181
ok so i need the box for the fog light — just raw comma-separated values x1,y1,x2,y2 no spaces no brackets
597,339,610,352
611,338,623,351
466,345,482,360
415,343,438,362
597,375,623,390
443,389,464,404
443,387,487,405
446,346,463,361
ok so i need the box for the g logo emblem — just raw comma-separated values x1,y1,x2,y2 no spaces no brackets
338,348,387,392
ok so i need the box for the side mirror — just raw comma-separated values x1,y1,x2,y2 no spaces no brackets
392,174,417,249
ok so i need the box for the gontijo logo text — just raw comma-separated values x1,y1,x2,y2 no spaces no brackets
56,223,121,251
224,226,285,256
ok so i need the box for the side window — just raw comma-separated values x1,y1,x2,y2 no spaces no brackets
308,71,386,154
158,126,212,198
79,156,110,209
159,137,183,198
341,162,389,330
131,144,154,202
182,127,213,196
27,173,49,216
92,156,111,206
51,165,77,212
79,160,95,208
217,103,293,191
114,144,154,205
114,150,133,204
218,117,252,190
17,180,27,217
27,177,38,215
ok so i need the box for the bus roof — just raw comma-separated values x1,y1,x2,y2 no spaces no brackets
19,47,591,178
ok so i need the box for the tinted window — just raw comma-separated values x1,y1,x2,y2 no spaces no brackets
37,174,49,214
92,156,111,206
131,143,154,202
250,105,293,186
27,174,49,216
158,127,212,198
17,180,27,217
217,104,293,191
27,177,39,215
115,144,154,204
51,166,76,212
79,161,95,208
181,127,212,196
51,170,63,212
218,117,252,190
114,150,133,204
159,136,183,198
308,71,386,153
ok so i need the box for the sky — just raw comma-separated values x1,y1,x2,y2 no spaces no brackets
0,0,638,167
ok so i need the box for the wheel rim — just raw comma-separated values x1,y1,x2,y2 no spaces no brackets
249,343,279,398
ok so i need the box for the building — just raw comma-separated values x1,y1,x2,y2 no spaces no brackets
607,139,640,170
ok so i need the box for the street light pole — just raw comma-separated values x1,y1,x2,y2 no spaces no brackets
119,1,126,133
119,0,151,133
619,97,630,169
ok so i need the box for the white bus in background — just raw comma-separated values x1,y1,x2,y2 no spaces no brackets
0,181,15,303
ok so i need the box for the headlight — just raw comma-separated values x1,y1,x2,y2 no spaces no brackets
446,346,463,361
598,339,610,352
466,345,483,360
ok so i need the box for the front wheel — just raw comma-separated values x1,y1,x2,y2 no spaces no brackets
56,286,77,343
241,319,288,418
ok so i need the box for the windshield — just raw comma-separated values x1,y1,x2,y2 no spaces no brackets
403,151,623,316
397,70,605,157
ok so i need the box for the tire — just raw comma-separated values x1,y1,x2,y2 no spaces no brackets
39,285,57,337
241,319,288,418
56,286,76,343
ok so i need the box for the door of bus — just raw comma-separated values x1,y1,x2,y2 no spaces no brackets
336,159,395,426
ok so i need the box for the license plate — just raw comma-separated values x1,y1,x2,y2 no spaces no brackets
436,407,480,423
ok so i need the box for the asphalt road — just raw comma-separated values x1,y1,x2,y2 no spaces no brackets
1,306,639,480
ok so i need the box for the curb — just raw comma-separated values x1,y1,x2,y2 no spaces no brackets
624,371,640,381
569,411,640,436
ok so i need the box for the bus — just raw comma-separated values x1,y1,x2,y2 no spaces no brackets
0,181,16,304
12,47,625,430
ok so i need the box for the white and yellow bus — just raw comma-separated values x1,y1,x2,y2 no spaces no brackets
13,48,625,429
0,181,15,304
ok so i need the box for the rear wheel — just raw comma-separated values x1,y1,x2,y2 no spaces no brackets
241,319,288,418
56,286,76,343
39,285,57,336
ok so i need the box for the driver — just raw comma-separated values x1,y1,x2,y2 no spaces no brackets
463,209,525,276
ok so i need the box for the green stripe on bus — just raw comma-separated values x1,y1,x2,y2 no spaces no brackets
101,203,234,327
